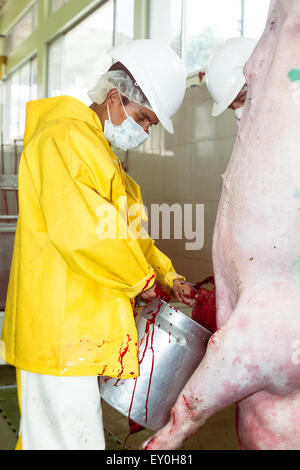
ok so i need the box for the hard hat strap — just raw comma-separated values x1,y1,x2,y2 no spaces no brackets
106,92,129,124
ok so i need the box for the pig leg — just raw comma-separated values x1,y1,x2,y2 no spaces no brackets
237,390,300,450
213,273,238,328
142,306,263,449
142,281,300,450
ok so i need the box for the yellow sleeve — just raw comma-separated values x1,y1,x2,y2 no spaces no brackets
138,237,185,291
126,175,185,291
31,121,155,298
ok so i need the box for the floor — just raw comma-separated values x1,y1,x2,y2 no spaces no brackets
0,364,238,450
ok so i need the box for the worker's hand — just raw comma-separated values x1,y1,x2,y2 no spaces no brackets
140,280,172,303
140,284,158,301
172,279,197,307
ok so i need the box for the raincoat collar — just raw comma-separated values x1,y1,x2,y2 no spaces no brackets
24,95,103,146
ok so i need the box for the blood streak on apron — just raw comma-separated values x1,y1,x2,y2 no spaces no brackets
114,334,132,386
141,274,156,293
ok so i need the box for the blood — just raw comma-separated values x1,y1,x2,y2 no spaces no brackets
128,418,144,434
144,301,163,422
145,437,156,450
133,309,139,319
153,281,171,303
199,70,206,82
170,409,177,426
169,323,173,343
117,334,132,378
173,275,216,331
190,276,217,333
138,322,151,364
182,394,193,412
209,333,217,345
127,378,145,436
128,377,138,422
141,274,156,293
129,276,215,434
142,280,171,303
126,376,145,438
129,300,163,429
127,279,215,439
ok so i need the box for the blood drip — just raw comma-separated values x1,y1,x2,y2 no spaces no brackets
141,274,156,293
144,302,162,422
128,418,144,434
128,300,163,430
127,378,145,436
152,281,171,303
191,276,217,333
117,334,132,378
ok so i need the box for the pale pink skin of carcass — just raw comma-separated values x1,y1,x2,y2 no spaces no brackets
143,0,300,450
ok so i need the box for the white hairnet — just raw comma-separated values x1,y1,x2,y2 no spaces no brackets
87,70,153,110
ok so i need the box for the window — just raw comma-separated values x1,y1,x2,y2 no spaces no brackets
151,0,270,75
170,0,183,58
50,0,68,15
185,0,241,74
48,0,134,104
48,35,63,98
5,3,38,55
2,57,38,143
114,0,134,46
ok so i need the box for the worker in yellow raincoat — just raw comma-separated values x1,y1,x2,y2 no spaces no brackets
0,39,195,450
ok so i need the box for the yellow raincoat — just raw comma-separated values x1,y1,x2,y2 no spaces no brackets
1,96,182,378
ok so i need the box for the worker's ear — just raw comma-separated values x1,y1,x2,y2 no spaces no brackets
106,88,120,106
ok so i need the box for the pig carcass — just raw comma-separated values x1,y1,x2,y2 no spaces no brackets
143,0,300,450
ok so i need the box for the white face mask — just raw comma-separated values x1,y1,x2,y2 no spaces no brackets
233,106,244,121
104,96,150,151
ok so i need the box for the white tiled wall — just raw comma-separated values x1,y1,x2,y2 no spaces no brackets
126,84,237,283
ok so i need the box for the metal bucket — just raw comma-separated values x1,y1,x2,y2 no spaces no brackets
99,298,211,432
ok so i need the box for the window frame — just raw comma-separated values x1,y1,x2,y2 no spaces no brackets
47,0,135,99
2,55,38,143
50,0,68,16
4,2,39,55
151,0,268,78
183,0,243,78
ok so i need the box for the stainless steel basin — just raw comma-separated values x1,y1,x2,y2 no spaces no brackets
99,298,211,432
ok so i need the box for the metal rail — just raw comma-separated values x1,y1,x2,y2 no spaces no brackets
0,136,23,216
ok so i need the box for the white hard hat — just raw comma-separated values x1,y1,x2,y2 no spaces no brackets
206,37,257,117
108,39,187,134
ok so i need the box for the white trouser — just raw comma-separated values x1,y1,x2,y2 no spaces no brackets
19,370,106,450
